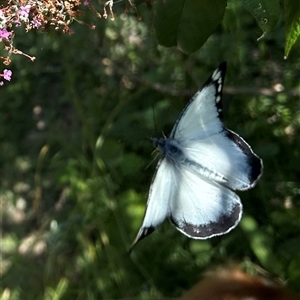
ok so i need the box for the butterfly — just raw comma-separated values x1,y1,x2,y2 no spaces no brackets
131,62,263,250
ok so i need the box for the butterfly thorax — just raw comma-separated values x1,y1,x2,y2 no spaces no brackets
153,137,228,183
152,137,185,163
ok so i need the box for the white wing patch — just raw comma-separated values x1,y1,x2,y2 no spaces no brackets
131,158,172,246
169,163,242,239
170,62,226,141
178,130,262,191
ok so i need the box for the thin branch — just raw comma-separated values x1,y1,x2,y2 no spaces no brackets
137,77,300,98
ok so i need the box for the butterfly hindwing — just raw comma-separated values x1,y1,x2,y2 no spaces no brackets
168,163,242,239
177,129,262,191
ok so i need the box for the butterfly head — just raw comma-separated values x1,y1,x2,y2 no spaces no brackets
152,137,185,164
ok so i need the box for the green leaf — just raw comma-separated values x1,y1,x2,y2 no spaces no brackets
242,0,280,40
288,253,300,290
241,216,283,276
153,0,227,54
95,138,123,168
284,0,300,58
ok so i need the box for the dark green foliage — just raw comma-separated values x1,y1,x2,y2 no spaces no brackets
242,0,280,40
284,0,300,57
1,3,300,300
153,0,227,54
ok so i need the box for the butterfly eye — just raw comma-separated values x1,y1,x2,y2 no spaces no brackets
167,144,182,156
169,145,178,153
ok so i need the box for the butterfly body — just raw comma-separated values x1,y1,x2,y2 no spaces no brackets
153,137,184,162
131,63,263,249
154,137,228,184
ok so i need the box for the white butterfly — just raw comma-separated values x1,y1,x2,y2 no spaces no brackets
131,62,263,249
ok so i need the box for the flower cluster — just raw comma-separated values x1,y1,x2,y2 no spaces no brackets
0,0,140,87
0,0,84,86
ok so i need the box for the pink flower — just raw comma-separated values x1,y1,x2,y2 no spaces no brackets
84,0,89,5
31,18,42,28
19,5,31,18
0,29,10,39
15,20,22,27
0,69,12,86
3,69,12,81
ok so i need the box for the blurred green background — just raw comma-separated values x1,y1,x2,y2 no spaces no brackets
1,2,300,299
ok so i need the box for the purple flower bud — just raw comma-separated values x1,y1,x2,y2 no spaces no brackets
3,69,12,81
19,5,31,18
0,29,10,39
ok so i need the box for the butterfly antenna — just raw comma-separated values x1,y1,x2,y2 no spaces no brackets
144,151,159,170
151,102,159,137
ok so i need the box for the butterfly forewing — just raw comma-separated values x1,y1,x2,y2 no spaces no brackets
131,158,172,247
170,63,226,140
